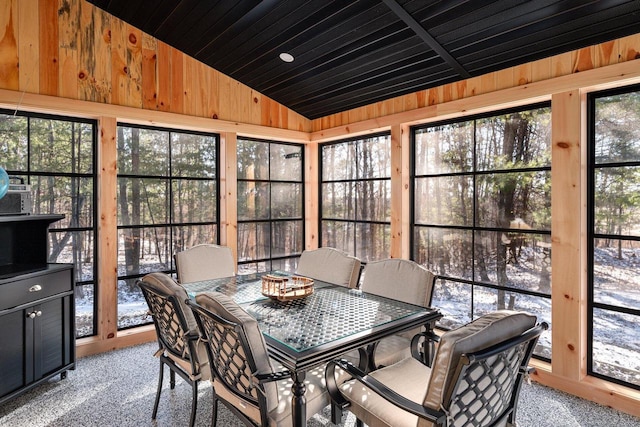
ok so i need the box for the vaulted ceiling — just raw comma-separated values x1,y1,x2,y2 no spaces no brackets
87,0,640,120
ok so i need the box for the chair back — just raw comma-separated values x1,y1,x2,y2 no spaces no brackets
421,310,545,427
296,247,361,288
361,258,435,307
188,291,278,425
137,272,200,371
175,244,235,283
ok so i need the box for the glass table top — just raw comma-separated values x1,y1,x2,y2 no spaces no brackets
183,271,437,353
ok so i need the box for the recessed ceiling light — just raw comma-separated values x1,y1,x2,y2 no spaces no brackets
279,52,294,63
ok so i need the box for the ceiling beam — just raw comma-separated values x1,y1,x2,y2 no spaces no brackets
382,0,471,79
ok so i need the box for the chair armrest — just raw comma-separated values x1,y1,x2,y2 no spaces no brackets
253,369,291,384
410,330,440,362
326,358,446,425
185,330,201,341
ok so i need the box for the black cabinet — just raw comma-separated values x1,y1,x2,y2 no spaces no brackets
0,215,75,405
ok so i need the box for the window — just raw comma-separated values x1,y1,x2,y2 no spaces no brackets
412,104,552,359
588,85,640,389
117,124,219,329
320,133,391,262
236,138,303,273
0,110,97,338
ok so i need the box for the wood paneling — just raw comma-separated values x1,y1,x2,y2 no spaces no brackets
0,0,19,91
304,142,319,250
79,2,111,103
311,37,640,132
389,124,404,258
155,41,171,112
58,0,79,99
620,33,640,62
97,116,118,342
141,33,157,110
310,59,640,143
18,0,38,93
221,131,237,266
0,88,310,143
109,16,127,106
124,24,142,108
169,45,184,115
551,90,586,380
3,0,308,131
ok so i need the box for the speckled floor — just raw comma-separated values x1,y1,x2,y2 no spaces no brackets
0,342,638,427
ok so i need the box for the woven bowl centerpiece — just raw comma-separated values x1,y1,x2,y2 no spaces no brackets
261,274,314,301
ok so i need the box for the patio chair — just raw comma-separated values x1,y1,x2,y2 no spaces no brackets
187,291,331,427
175,244,235,283
137,272,211,427
360,258,437,369
326,310,548,427
295,247,361,288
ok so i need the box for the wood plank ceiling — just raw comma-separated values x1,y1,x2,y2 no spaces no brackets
87,0,640,120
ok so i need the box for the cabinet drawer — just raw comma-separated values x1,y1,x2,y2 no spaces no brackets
0,269,72,311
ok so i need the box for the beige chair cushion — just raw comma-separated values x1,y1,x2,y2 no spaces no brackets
369,335,413,367
141,272,210,380
339,311,536,427
361,259,435,366
296,247,361,288
196,291,331,426
175,244,235,283
195,291,278,413
339,356,432,427
165,344,210,381
269,362,332,427
423,310,537,410
361,258,434,307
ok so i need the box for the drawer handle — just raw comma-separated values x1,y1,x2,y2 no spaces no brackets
29,284,42,292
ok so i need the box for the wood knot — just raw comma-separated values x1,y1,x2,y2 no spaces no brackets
78,70,86,80
253,97,259,103
123,66,128,74
557,141,570,149
129,33,137,44
567,343,575,351
212,114,218,119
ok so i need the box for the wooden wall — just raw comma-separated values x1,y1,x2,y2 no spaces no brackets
311,33,640,132
0,0,310,132
0,0,639,418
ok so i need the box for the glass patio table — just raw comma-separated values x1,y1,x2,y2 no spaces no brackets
182,271,442,427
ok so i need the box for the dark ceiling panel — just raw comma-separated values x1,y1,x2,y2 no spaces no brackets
86,0,640,119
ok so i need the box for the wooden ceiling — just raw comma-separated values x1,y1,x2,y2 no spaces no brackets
86,0,640,120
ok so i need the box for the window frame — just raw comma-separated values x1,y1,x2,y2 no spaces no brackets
115,122,220,330
410,101,552,361
587,83,640,390
236,137,305,273
0,108,98,338
318,131,392,262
